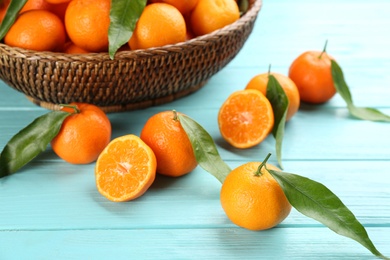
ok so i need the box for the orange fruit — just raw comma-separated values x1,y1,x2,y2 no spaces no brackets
95,134,157,202
148,0,199,15
20,0,53,13
0,0,10,24
220,162,292,231
245,72,300,121
289,50,336,104
65,0,111,52
63,42,89,54
140,110,198,177
190,0,240,36
4,10,66,52
19,0,70,22
129,3,186,50
218,89,274,149
51,103,111,164
49,2,69,21
45,0,71,3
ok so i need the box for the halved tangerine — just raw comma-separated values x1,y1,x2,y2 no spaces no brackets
95,134,157,202
218,89,274,149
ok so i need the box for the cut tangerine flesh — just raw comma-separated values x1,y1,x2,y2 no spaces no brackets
218,89,274,149
95,134,157,202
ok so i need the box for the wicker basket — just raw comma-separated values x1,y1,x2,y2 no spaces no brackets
0,0,262,113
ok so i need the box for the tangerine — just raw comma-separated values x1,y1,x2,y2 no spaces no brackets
45,0,71,3
4,9,66,52
190,0,240,36
148,0,199,15
49,1,69,21
63,42,89,54
20,0,53,13
245,72,300,121
65,0,111,52
129,3,186,50
140,110,198,177
95,134,157,202
0,0,10,24
218,89,274,149
51,103,111,164
289,47,336,104
220,161,292,231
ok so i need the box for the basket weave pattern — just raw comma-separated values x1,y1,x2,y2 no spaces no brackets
0,0,262,112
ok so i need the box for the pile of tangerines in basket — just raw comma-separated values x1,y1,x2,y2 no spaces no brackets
0,0,242,54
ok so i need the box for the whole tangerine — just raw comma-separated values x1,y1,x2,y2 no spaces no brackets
4,9,66,52
220,161,292,231
245,72,300,121
45,0,71,3
48,1,69,21
289,46,336,104
51,103,112,165
140,110,198,177
65,0,111,52
148,0,199,15
20,0,53,13
129,3,186,50
63,42,89,54
190,0,240,36
0,0,10,23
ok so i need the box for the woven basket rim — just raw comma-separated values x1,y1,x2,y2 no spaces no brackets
0,0,262,61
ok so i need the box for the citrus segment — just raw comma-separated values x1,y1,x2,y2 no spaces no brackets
95,134,157,202
218,89,274,149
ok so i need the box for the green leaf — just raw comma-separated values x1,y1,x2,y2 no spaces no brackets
273,113,287,169
0,0,28,40
178,114,232,184
0,111,70,177
348,106,390,122
266,74,289,169
268,167,389,260
108,0,147,59
331,60,390,122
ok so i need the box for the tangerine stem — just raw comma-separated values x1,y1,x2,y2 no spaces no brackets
268,64,272,75
254,153,272,176
319,39,328,59
172,109,179,121
59,104,80,114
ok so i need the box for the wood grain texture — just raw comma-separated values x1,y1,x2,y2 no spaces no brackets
1,0,389,259
1,228,389,259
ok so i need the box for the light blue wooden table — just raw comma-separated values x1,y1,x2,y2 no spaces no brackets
1,0,390,259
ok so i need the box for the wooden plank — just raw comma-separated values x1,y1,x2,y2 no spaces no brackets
0,227,389,259
1,105,390,163
0,0,389,259
1,161,389,230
